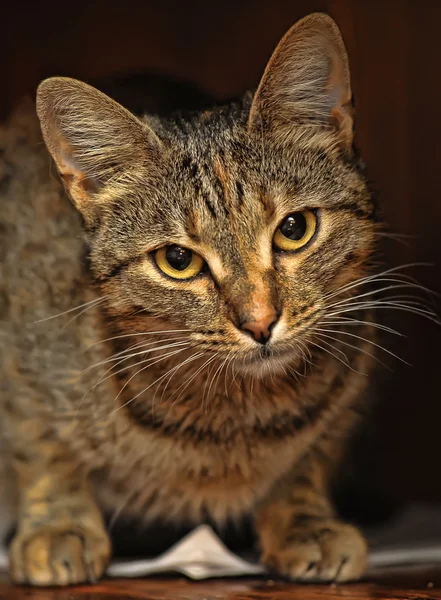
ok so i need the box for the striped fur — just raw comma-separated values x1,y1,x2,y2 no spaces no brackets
0,14,375,586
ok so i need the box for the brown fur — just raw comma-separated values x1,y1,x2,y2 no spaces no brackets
0,14,377,586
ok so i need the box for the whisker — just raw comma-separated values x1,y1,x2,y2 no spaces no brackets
155,346,207,406
323,263,434,302
162,353,215,419
325,281,437,311
307,337,365,375
311,335,351,364
94,336,184,364
90,341,189,388
320,317,403,336
224,354,235,396
286,364,300,384
327,301,439,324
295,339,314,375
111,346,191,407
286,354,307,381
205,355,228,405
116,350,204,418
203,359,220,409
108,487,140,532
376,232,417,247
314,326,410,365
230,354,241,391
89,329,191,348
61,298,111,333
214,356,230,400
314,331,389,369
84,336,188,372
376,232,418,240
297,338,314,365
34,296,107,323
79,345,190,409
168,354,216,405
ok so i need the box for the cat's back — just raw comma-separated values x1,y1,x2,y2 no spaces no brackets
0,100,85,317
0,101,93,413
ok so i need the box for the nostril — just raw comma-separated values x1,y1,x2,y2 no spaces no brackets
240,316,278,344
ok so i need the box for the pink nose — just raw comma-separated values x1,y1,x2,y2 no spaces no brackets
240,311,278,344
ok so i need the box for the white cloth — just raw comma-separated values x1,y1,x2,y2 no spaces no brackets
2,504,441,580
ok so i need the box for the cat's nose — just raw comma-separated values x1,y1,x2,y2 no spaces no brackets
240,309,279,344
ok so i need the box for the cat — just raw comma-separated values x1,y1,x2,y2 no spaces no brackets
0,13,379,586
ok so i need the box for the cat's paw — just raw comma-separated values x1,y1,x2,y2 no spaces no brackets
260,520,368,582
10,525,111,586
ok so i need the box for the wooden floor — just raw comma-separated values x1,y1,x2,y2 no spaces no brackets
0,568,440,600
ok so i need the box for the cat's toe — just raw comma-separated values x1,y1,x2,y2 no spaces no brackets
261,521,367,583
10,526,111,586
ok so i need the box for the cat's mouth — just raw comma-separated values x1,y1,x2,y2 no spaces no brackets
238,343,300,376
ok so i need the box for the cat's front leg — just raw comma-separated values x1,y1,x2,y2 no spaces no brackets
255,451,368,583
9,445,110,586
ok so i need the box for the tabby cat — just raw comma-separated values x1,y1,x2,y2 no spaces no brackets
0,13,378,586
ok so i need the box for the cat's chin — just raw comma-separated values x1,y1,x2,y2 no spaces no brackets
238,346,302,379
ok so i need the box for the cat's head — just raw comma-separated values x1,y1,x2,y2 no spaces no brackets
36,13,376,377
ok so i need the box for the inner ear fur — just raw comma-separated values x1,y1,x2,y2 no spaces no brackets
36,76,162,216
248,13,354,151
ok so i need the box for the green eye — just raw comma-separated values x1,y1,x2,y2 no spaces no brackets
273,210,317,251
155,245,205,279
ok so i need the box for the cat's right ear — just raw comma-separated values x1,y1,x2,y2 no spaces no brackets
36,77,162,220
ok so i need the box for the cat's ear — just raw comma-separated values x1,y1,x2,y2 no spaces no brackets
248,13,353,151
36,77,162,218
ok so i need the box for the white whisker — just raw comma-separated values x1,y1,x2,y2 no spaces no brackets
314,331,389,369
162,353,215,419
327,301,439,324
79,345,190,409
168,354,216,405
321,317,403,336
224,354,235,396
121,351,205,419
34,296,107,323
111,346,191,407
203,359,219,409
307,337,365,375
323,263,433,302
314,327,409,364
205,355,228,405
91,341,189,388
89,329,191,348
85,337,188,372
325,281,436,311
156,349,208,406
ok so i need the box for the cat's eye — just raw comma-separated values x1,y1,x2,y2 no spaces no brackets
155,245,205,280
273,210,317,252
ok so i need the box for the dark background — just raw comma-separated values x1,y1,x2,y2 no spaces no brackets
2,0,440,509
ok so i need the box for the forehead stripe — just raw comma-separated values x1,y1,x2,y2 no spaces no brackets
95,255,142,283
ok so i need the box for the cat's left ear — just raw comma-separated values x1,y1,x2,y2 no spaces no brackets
248,13,354,152
36,77,162,220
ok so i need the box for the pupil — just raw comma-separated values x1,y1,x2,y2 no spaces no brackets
165,246,192,271
280,213,307,240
